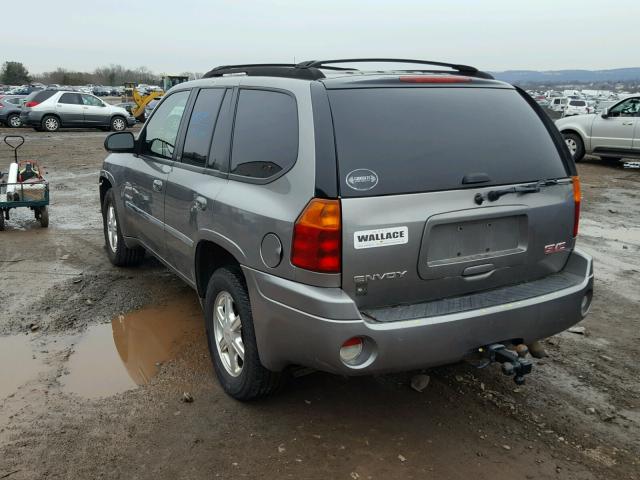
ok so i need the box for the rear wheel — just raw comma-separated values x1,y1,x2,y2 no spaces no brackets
204,266,284,400
102,189,145,266
42,115,60,132
562,132,585,162
7,114,22,128
111,116,127,132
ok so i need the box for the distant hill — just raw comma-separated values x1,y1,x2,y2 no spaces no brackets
491,68,640,84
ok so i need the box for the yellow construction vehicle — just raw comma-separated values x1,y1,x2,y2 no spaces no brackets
122,76,189,121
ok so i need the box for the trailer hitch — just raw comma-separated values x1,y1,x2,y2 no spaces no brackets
486,344,533,385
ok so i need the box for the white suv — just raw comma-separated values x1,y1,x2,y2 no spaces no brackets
562,99,591,117
20,90,136,132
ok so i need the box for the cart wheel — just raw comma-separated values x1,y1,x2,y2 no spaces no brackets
0,212,4,231
39,206,49,228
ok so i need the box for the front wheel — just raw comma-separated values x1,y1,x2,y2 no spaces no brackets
562,132,585,162
110,116,127,132
102,189,145,266
204,266,284,400
39,206,49,228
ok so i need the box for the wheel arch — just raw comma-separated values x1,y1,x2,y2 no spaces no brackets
195,238,246,299
99,173,114,208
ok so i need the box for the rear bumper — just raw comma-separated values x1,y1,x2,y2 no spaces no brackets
20,111,44,126
244,249,593,375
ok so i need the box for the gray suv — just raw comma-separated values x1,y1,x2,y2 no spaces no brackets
99,59,594,400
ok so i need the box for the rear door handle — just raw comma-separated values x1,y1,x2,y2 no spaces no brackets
152,179,163,192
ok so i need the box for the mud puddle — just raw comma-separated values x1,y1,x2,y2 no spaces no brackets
61,294,203,399
0,335,44,399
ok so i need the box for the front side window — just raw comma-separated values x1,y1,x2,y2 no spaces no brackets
81,94,103,107
141,91,189,159
609,98,640,117
181,89,226,167
59,93,81,105
230,89,298,179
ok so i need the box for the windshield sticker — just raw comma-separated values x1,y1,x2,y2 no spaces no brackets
354,226,408,249
346,169,379,191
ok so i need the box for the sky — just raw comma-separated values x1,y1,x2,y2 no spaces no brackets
4,0,638,75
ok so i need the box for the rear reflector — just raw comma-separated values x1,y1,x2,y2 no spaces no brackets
340,337,363,363
572,176,581,237
291,198,341,273
25,101,40,108
399,75,472,83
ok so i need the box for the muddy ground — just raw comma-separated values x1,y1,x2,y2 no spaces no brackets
0,125,638,480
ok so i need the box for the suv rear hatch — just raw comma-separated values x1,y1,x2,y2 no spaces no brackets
327,83,576,311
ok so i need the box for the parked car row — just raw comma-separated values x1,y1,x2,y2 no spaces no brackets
557,95,640,162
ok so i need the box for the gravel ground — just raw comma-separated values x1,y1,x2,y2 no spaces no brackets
0,126,638,480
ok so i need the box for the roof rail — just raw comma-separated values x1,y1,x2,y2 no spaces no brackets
295,58,494,79
203,64,325,80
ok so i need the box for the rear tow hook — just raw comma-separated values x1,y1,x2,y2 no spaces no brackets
467,344,533,385
487,344,533,385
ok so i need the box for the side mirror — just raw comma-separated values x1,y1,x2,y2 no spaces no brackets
601,108,609,118
104,132,135,153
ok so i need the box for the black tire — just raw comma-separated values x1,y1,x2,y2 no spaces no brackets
110,116,127,132
562,132,585,162
204,266,284,400
102,189,145,266
600,156,622,164
41,115,60,132
0,212,4,231
7,114,22,128
39,206,49,228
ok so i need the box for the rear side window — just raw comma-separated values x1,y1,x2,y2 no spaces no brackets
181,88,226,167
328,88,568,197
26,90,56,103
230,89,298,180
59,93,81,104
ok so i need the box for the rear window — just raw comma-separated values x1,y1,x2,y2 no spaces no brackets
570,100,586,106
328,88,567,197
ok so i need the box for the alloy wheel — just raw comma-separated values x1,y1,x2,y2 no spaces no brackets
213,291,244,377
106,204,118,253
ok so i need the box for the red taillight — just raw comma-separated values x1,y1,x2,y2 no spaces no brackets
572,176,581,237
25,101,40,108
291,198,341,273
399,75,472,83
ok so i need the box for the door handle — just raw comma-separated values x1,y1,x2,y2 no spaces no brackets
152,179,163,192
193,196,207,211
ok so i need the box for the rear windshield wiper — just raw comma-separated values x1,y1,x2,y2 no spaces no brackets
475,179,559,205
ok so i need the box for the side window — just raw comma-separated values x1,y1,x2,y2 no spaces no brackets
208,90,233,171
141,91,189,159
59,93,81,105
181,89,226,167
230,89,298,179
609,98,640,117
81,94,103,107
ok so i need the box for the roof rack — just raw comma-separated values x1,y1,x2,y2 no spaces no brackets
295,58,494,79
202,58,494,81
203,64,326,80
